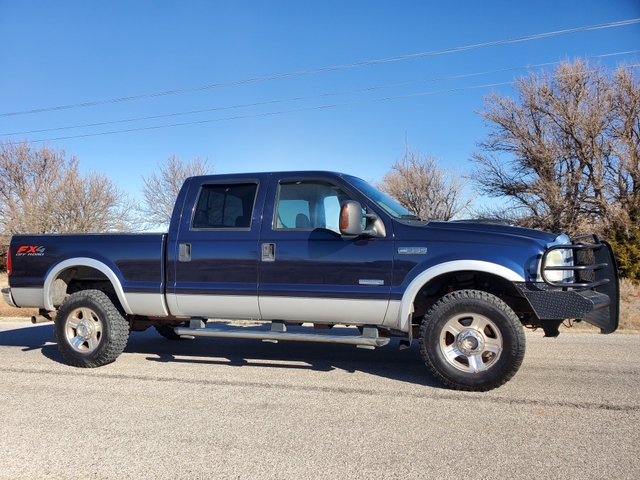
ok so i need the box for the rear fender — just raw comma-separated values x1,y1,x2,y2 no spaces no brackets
43,258,132,314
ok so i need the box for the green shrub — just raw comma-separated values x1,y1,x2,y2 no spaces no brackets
607,226,640,283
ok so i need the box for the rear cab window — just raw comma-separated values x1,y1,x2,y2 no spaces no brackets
192,183,258,230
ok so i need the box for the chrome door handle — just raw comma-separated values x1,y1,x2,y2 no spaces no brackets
178,243,191,262
262,243,275,262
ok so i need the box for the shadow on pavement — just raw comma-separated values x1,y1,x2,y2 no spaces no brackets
0,322,65,363
128,325,441,388
0,322,443,389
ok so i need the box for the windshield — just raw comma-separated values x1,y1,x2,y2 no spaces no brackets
346,175,420,220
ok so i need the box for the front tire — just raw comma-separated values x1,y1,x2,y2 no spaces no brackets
54,290,129,367
419,290,525,392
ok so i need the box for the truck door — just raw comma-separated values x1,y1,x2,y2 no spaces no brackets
258,175,394,325
167,175,266,319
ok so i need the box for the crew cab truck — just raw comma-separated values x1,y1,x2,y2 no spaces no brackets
3,171,619,391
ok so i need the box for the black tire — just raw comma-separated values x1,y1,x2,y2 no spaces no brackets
419,290,525,392
154,323,185,340
54,290,129,368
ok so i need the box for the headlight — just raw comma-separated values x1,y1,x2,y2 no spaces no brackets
544,250,565,283
543,248,574,283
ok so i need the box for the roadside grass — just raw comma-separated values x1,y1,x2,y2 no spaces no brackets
0,272,638,331
618,278,640,332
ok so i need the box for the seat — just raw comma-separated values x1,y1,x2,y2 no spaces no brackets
295,213,311,229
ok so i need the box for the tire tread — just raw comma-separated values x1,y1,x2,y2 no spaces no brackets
419,289,525,392
55,290,129,368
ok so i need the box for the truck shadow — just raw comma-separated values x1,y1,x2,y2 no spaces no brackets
0,323,443,389
128,327,441,388
0,322,65,363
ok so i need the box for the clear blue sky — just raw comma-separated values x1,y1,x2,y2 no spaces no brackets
1,1,639,202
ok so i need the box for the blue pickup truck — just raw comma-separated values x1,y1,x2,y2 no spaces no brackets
3,171,619,391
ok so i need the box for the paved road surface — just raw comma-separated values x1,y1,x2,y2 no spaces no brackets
0,322,638,479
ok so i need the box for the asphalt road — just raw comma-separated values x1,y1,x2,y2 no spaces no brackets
0,321,638,479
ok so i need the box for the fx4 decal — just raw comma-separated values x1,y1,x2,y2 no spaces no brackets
16,245,46,256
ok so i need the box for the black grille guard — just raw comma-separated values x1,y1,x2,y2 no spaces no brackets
519,235,620,334
541,234,611,288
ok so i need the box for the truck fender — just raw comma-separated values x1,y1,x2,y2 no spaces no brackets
396,260,525,332
43,258,133,314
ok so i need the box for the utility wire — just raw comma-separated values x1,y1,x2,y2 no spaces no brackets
1,63,560,136
1,81,543,144
1,18,638,118
17,62,638,144
3,51,637,137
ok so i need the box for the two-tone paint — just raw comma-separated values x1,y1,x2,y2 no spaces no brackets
4,170,612,334
7,233,167,316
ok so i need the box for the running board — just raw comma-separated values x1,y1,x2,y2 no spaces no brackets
173,325,390,349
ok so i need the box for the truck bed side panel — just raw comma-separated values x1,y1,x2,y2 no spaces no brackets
9,233,167,315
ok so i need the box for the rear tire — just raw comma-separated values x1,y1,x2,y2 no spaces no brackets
419,290,525,392
54,290,129,368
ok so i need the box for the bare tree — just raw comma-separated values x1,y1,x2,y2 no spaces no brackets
140,154,213,227
610,66,640,228
471,60,639,236
378,146,471,220
0,141,135,234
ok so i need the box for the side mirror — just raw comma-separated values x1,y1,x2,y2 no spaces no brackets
339,201,363,236
340,200,386,238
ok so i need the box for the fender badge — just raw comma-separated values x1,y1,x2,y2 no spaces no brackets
398,247,427,255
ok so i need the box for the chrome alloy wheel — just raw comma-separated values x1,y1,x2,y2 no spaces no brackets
439,313,503,373
64,307,103,353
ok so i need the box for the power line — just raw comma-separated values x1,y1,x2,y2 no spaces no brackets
7,58,637,146
0,63,559,136
3,51,637,138
1,18,638,118
15,61,637,144
0,81,551,144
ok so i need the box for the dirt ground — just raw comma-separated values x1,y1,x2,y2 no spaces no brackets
0,272,638,332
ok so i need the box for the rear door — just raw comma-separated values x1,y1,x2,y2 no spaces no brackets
257,174,394,325
167,174,267,319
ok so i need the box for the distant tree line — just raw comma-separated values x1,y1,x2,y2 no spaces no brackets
0,60,637,280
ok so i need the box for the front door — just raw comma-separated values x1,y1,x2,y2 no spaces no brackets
258,175,394,325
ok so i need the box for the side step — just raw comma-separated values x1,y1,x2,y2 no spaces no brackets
173,322,391,349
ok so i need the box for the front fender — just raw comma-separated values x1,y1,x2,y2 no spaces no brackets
392,260,525,332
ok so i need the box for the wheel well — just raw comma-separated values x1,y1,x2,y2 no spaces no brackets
50,266,118,308
411,270,531,326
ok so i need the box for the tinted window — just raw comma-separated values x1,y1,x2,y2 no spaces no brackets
192,183,257,229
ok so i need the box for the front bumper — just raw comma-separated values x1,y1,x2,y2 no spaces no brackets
515,283,617,333
516,241,620,334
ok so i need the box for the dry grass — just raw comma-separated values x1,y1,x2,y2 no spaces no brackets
619,278,640,331
0,271,638,331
